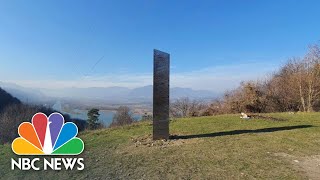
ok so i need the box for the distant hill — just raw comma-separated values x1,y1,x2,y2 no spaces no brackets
129,85,217,100
0,87,21,112
46,85,217,103
45,86,131,100
0,82,218,104
0,81,48,103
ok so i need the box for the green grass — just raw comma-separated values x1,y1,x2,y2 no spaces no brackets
1,113,320,179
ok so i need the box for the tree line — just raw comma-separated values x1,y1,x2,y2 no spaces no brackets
171,44,320,117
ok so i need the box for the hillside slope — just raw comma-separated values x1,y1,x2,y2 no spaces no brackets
0,87,20,112
1,113,320,179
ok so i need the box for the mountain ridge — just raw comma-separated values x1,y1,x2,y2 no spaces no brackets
0,81,218,104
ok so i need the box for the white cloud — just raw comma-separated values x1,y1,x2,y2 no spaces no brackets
5,62,279,93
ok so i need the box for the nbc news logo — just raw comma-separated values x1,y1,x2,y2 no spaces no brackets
11,113,85,171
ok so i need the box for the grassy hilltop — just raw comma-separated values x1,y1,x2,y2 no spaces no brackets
1,113,320,179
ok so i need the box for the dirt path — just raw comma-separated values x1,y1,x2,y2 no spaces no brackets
275,153,320,180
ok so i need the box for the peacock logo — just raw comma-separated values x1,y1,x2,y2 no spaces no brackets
12,112,84,155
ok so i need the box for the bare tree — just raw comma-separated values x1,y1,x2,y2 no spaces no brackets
202,99,225,116
110,106,135,127
170,97,208,118
303,45,320,111
280,46,320,112
215,43,320,113
170,97,190,117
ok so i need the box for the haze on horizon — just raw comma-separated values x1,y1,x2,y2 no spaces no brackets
1,1,320,93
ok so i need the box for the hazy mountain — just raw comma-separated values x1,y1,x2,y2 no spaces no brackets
0,82,218,104
129,85,217,100
129,85,153,99
171,87,217,99
0,81,48,103
52,85,217,102
44,87,131,100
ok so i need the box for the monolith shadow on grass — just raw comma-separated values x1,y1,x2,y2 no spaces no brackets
170,125,314,140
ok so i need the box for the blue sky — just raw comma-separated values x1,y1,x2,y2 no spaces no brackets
0,0,320,92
